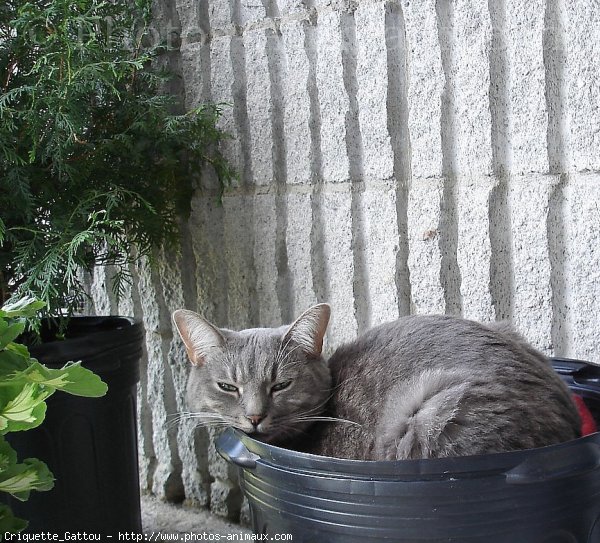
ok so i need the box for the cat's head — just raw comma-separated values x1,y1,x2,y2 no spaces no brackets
172,304,332,444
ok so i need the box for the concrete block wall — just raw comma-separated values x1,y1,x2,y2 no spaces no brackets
90,0,600,520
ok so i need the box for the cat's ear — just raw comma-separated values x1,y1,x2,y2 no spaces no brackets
282,303,331,357
172,309,225,366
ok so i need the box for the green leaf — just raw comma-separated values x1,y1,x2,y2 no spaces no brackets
18,361,108,397
0,435,17,472
4,343,30,360
0,458,54,501
0,299,45,319
0,384,50,434
0,503,27,535
0,349,30,378
0,322,25,349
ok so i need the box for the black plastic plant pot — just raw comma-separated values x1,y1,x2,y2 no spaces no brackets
217,358,600,543
6,316,144,534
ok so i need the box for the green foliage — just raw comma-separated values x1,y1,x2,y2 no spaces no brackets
0,297,107,533
0,0,234,317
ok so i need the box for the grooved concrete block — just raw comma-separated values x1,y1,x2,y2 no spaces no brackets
566,2,600,172
506,0,549,174
239,0,266,27
223,195,256,330
317,11,351,183
320,187,358,346
360,186,400,328
385,2,411,184
311,0,351,11
136,257,184,501
509,175,557,352
91,265,116,315
210,480,242,519
207,430,233,481
188,196,227,324
355,2,394,180
350,190,369,332
158,250,186,312
115,265,135,317
453,0,493,176
207,0,232,31
254,193,283,326
208,428,242,518
487,180,513,321
180,42,209,108
78,270,95,316
275,0,308,16
565,174,600,360
244,29,276,185
112,270,156,496
152,0,180,46
407,178,446,314
402,0,445,178
170,342,211,506
286,191,318,315
124,263,155,495
281,20,313,184
210,36,243,180
176,0,203,36
137,372,154,494
543,0,569,175
239,497,251,527
456,178,495,322
158,249,211,506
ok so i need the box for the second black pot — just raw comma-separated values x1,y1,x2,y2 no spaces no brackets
7,316,144,534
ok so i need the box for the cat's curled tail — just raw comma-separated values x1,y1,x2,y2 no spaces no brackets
374,367,474,460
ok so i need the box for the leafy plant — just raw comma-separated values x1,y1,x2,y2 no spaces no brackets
0,0,234,318
0,297,107,532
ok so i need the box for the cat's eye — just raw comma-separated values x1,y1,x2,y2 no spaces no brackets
271,380,292,393
217,382,238,393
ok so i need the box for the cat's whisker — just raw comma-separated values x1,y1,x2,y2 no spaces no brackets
193,422,231,431
192,417,239,428
168,411,240,431
271,410,319,427
292,416,362,427
271,400,342,426
175,412,229,421
288,394,334,418
274,405,361,427
167,413,206,427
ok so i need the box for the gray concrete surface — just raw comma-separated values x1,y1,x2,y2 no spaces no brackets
141,495,251,537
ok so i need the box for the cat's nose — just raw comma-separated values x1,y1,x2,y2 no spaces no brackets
247,415,265,428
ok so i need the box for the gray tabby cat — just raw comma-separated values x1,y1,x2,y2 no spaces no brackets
172,304,581,460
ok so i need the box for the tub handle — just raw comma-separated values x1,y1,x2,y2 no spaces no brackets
506,442,600,485
217,429,259,469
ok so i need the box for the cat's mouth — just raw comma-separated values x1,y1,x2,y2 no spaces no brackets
241,423,280,443
238,419,270,437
